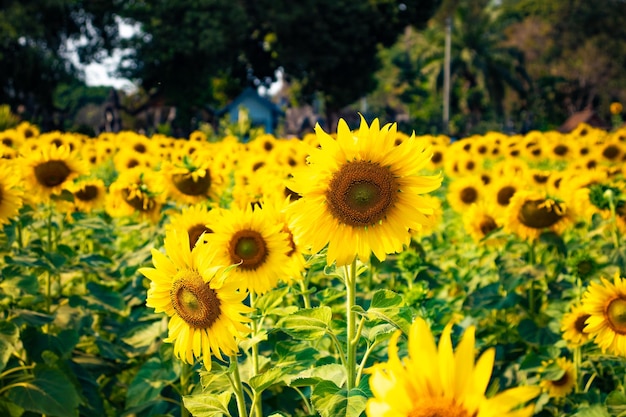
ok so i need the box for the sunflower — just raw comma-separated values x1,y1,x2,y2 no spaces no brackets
487,175,527,218
503,190,572,241
447,175,484,213
189,130,207,142
15,121,39,140
66,178,107,213
582,271,626,356
463,203,501,243
286,116,442,266
0,162,24,225
106,167,164,222
539,358,576,398
139,229,252,369
610,102,623,115
166,203,219,251
162,152,223,205
366,318,540,417
20,143,87,202
410,194,443,238
561,304,591,347
0,129,23,149
205,205,295,295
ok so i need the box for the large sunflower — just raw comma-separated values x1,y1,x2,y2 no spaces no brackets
582,271,626,356
503,190,572,241
366,318,540,417
0,162,24,225
286,116,442,266
139,229,251,369
205,205,295,295
20,143,87,202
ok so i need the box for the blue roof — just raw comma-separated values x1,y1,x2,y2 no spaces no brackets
216,87,284,116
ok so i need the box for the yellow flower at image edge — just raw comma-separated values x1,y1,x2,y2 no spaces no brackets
287,116,443,266
582,271,626,356
139,230,252,369
366,318,540,417
0,162,23,225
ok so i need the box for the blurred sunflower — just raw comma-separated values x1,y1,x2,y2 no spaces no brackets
596,139,625,165
66,178,107,213
113,148,152,172
504,190,572,241
0,129,23,149
15,121,39,139
162,152,222,205
106,167,164,222
189,130,207,142
487,176,526,218
526,169,552,191
166,203,219,252
539,358,576,398
463,203,501,243
561,304,591,347
410,194,443,238
139,229,252,370
366,318,540,417
447,175,484,213
20,143,87,202
0,161,24,225
582,271,626,356
286,116,442,266
205,205,294,295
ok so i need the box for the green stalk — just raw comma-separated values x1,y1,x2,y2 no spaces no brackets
229,355,249,417
573,345,582,394
249,293,263,417
527,240,536,316
179,363,192,417
298,278,311,309
345,259,357,390
607,190,621,249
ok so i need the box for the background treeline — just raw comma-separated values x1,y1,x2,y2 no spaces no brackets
1,0,625,136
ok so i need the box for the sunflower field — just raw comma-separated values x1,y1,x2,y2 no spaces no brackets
0,117,626,417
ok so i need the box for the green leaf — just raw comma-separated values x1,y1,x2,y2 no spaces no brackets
255,286,290,316
290,363,346,388
277,307,332,340
121,319,165,350
183,391,232,417
85,282,125,313
607,390,626,416
369,290,403,309
311,380,368,417
249,366,290,392
0,321,19,371
125,357,179,409
21,327,79,362
574,405,611,417
7,365,80,417
10,309,54,327
0,273,39,296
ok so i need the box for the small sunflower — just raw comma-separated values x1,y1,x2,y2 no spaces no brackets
463,203,501,243
162,152,222,205
286,116,442,266
20,143,87,202
205,205,295,295
487,176,526,218
366,318,540,417
106,167,164,222
66,178,107,213
139,229,252,369
166,203,219,251
447,175,484,213
610,102,623,115
0,162,24,225
539,357,576,398
504,190,572,241
582,271,626,356
561,304,591,347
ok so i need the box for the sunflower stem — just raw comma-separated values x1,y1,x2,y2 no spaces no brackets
179,362,192,417
249,292,264,417
573,345,582,394
607,190,621,249
345,259,358,391
527,240,537,317
298,277,311,309
229,355,249,417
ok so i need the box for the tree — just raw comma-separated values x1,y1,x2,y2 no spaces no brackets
250,0,441,130
0,0,121,130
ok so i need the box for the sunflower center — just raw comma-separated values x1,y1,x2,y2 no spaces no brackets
170,270,220,329
551,371,572,387
602,145,620,160
173,172,211,196
229,230,268,270
122,188,155,212
497,186,516,206
518,199,564,229
431,152,442,164
574,313,591,334
74,185,99,201
460,187,478,204
34,160,71,187
553,145,568,156
606,297,626,335
479,216,498,235
188,224,212,250
409,398,472,417
326,161,397,227
0,187,3,205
